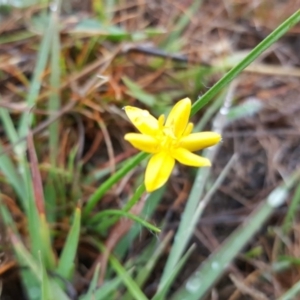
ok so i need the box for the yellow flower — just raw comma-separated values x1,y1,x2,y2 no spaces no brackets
124,98,221,192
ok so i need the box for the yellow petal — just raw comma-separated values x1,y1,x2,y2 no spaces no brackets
124,133,159,153
180,132,221,152
124,106,159,136
165,98,191,137
145,152,175,192
182,122,194,136
172,148,211,167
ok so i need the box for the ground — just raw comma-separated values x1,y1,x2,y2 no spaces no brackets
1,0,300,299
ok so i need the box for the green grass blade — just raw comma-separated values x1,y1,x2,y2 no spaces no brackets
0,107,19,146
134,231,173,289
191,10,300,115
90,184,146,231
39,214,56,269
0,197,18,232
278,280,300,300
161,0,203,51
152,245,196,300
171,173,300,300
282,183,300,233
193,88,226,132
40,253,53,300
18,10,54,141
122,76,156,106
92,209,160,233
160,153,236,292
0,104,26,199
114,186,165,258
160,82,236,285
90,238,149,300
104,246,148,300
79,268,131,300
0,143,24,199
0,30,35,44
57,207,81,279
83,152,149,218
48,6,61,166
82,263,100,299
10,231,41,279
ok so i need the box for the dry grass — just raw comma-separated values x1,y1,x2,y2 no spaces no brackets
1,0,300,299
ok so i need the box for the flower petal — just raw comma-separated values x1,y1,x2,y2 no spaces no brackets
180,132,221,152
124,106,159,136
165,98,191,137
172,148,211,167
182,122,194,136
145,152,175,192
124,133,159,153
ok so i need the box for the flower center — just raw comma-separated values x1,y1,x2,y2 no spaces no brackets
156,126,180,153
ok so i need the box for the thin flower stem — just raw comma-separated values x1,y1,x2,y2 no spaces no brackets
88,184,146,231
191,9,300,115
83,152,148,218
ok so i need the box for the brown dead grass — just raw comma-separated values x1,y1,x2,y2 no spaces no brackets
1,0,300,299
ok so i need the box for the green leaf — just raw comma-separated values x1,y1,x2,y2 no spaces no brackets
57,207,81,279
122,76,156,106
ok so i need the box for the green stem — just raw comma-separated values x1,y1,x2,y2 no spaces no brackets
83,152,148,218
88,184,146,231
191,9,300,115
91,209,160,233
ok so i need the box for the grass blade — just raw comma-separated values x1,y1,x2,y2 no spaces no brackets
90,184,146,231
282,183,300,234
57,206,81,279
278,280,300,300
92,209,160,233
83,152,149,218
40,253,53,300
171,172,300,300
48,4,61,166
82,263,100,299
152,245,196,300
191,10,300,115
18,9,55,142
80,268,131,300
160,82,236,285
